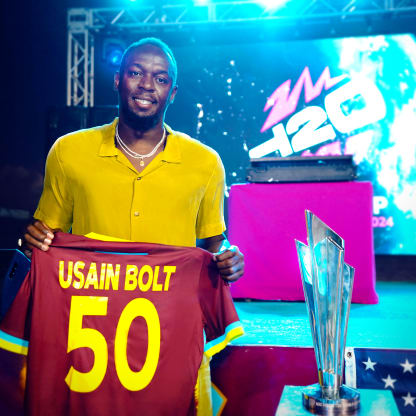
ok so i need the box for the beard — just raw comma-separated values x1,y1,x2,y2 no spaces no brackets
120,103,162,131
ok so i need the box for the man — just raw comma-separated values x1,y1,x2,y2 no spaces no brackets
23,37,244,413
24,37,244,281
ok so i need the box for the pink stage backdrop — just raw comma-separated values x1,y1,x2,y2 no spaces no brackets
228,182,378,304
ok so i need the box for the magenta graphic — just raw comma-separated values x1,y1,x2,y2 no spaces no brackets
261,66,346,133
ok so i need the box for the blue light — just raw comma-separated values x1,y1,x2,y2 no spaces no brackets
107,48,123,66
102,39,126,67
257,0,289,11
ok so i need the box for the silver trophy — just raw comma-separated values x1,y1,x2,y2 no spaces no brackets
295,210,360,415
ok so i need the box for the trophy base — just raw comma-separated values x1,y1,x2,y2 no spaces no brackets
302,384,360,415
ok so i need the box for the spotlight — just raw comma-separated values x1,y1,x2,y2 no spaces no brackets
107,48,123,66
102,39,126,67
257,0,289,11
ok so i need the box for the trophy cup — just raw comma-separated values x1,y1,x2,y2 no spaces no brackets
295,210,360,415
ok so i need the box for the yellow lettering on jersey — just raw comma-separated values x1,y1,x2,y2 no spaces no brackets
58,262,176,292
84,263,99,290
163,266,176,291
65,296,108,392
73,261,85,289
59,260,72,289
138,265,153,292
124,265,138,291
152,266,163,292
99,263,107,290
114,298,160,391
105,264,120,290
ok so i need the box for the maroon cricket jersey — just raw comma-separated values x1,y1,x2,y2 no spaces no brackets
0,232,243,416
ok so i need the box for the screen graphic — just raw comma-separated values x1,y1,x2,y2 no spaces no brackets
164,33,416,255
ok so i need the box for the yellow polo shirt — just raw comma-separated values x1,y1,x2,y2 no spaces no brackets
34,118,226,246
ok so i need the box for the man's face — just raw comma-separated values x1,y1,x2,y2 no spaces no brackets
115,45,177,128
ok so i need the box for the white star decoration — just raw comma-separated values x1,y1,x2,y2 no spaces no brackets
382,374,397,389
400,359,415,374
402,392,416,407
362,357,377,371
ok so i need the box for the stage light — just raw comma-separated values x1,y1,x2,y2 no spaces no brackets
257,0,289,11
102,39,126,67
107,48,123,66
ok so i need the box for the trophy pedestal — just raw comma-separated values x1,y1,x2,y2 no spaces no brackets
276,385,400,416
302,384,360,415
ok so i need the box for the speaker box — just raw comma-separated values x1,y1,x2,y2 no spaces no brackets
0,250,31,320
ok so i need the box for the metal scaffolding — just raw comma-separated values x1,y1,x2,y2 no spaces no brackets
67,0,416,106
67,9,95,107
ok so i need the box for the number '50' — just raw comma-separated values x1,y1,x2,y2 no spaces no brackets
65,296,160,393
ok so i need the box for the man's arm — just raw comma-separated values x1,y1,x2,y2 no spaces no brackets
197,234,244,283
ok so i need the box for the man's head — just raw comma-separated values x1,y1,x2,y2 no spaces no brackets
114,38,178,130
119,38,178,86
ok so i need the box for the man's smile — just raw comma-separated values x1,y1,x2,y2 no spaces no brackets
132,96,156,109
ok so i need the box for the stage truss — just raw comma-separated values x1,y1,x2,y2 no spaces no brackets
67,0,416,106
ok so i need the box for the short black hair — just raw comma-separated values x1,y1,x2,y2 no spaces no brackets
119,37,178,85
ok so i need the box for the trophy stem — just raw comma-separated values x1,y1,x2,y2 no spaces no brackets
322,386,340,401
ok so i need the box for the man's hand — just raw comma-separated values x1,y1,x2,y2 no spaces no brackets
197,234,244,283
22,220,55,258
213,245,244,283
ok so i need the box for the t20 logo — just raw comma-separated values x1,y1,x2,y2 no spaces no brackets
249,66,386,158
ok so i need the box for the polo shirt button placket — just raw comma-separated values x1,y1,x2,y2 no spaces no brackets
133,176,141,219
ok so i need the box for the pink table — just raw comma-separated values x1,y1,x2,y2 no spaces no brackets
228,182,378,304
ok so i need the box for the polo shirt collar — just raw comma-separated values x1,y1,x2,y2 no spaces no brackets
98,118,118,157
98,118,181,164
162,124,181,164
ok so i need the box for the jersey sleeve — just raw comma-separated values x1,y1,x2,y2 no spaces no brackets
199,259,244,357
195,153,226,239
33,140,74,232
0,272,32,356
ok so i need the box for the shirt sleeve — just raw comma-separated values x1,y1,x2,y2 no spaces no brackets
195,152,226,239
33,140,73,232
199,258,244,357
0,272,32,356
